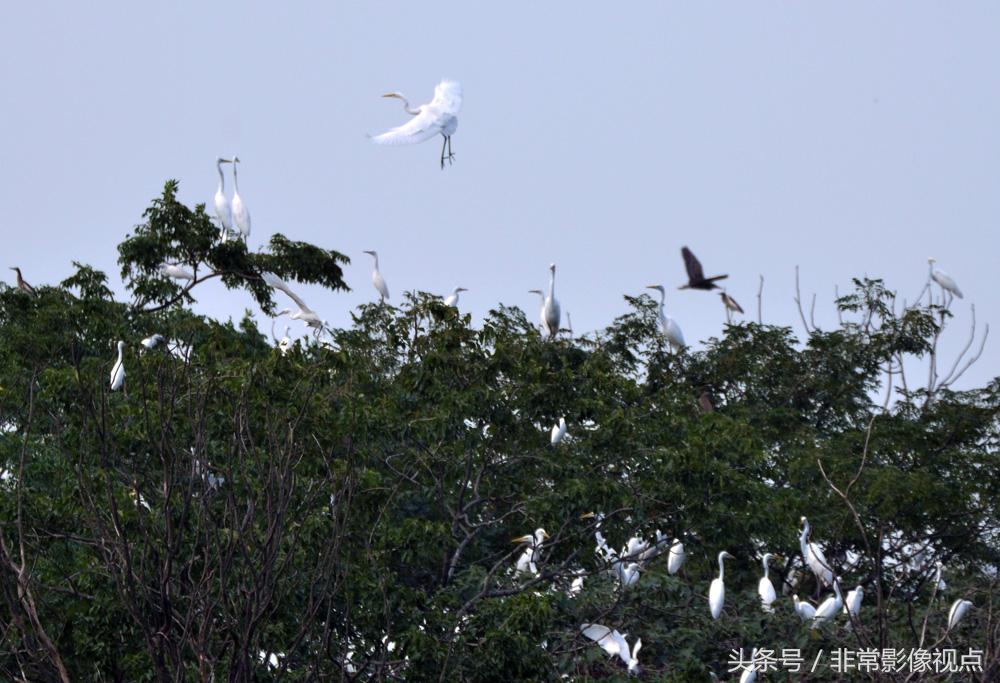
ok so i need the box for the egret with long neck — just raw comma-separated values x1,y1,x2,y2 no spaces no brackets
709,550,733,619
231,156,251,239
363,250,390,302
214,158,233,241
543,263,561,339
646,284,685,350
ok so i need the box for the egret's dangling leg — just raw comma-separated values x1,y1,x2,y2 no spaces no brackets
447,136,454,164
440,136,448,169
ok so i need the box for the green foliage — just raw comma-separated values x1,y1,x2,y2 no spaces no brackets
0,190,997,681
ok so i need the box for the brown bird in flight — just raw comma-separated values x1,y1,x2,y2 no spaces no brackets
10,267,37,295
679,247,728,291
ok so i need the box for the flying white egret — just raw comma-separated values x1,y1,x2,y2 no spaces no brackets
793,594,816,622
231,156,251,239
928,257,963,299
159,263,195,281
947,598,972,631
799,517,833,588
709,551,734,620
363,250,390,302
812,579,843,628
738,648,759,683
271,280,325,334
843,585,863,621
109,341,125,391
261,272,296,298
668,538,686,575
444,286,467,307
580,624,622,658
371,79,463,169
646,285,685,351
140,334,166,350
542,264,561,339
758,553,777,612
213,157,233,240
550,417,567,445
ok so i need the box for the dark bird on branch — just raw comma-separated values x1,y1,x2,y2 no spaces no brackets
698,392,715,414
720,291,744,314
9,267,37,295
679,247,728,291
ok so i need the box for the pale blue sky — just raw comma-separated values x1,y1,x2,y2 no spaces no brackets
2,3,997,387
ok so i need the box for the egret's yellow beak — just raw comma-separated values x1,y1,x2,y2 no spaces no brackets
580,512,595,520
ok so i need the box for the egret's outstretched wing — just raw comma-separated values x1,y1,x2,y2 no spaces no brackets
431,79,463,115
276,282,310,312
370,109,442,146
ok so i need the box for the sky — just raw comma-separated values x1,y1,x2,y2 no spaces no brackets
2,2,998,388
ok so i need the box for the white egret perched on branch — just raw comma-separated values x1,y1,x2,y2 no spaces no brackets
159,263,195,281
444,287,467,307
928,257,963,299
550,417,566,445
843,585,863,621
109,341,125,391
667,538,686,575
799,517,833,588
213,157,233,241
793,594,816,622
758,553,777,612
370,79,463,169
231,156,251,240
812,579,843,628
541,264,561,338
527,290,549,335
947,598,972,631
512,528,549,577
646,285,685,351
363,251,390,302
709,551,734,619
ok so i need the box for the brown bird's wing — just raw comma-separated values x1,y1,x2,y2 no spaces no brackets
681,247,706,284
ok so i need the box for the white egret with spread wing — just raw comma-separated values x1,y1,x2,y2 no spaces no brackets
371,80,463,169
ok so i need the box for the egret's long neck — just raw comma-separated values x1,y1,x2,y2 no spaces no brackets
834,582,841,599
216,161,226,191
373,254,380,270
717,555,725,580
116,345,123,362
548,270,556,299
400,96,419,115
232,164,240,193
762,560,769,580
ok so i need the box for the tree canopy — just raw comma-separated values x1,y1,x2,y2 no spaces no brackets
0,184,997,681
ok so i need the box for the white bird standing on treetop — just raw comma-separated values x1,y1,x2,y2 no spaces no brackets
800,517,834,587
550,417,567,445
758,553,778,612
947,599,972,631
363,251,390,302
793,594,817,622
528,290,549,334
159,263,195,281
231,156,251,240
928,258,963,299
668,538,686,575
542,263,561,339
371,79,463,169
812,579,843,628
110,341,125,391
444,287,467,307
213,157,233,240
709,551,734,620
646,285,685,351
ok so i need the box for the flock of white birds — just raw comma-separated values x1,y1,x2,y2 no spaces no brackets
3,75,976,679
511,514,975,678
